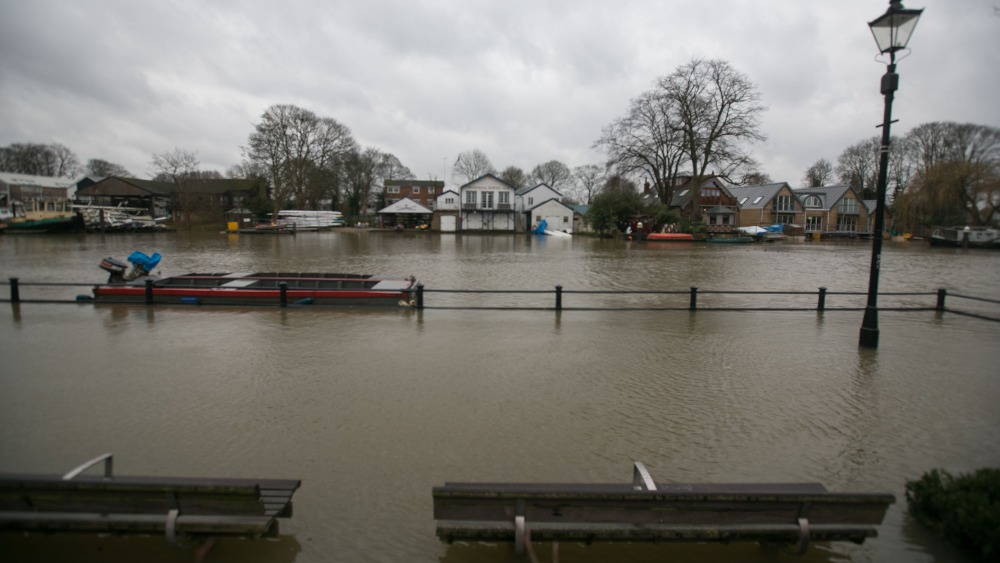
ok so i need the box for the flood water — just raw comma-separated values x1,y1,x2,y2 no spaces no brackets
1,230,998,563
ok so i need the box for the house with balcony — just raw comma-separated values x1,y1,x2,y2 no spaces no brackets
669,177,739,233
728,183,805,228
792,184,871,238
459,174,517,232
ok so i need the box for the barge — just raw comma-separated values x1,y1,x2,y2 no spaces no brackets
90,252,417,307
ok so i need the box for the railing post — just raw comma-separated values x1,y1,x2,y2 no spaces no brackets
278,281,288,307
936,288,947,311
689,286,698,311
817,287,827,312
555,285,563,311
9,278,19,303
416,284,424,310
144,278,154,304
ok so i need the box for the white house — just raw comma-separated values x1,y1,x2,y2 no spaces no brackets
433,189,461,232
516,183,562,232
528,199,576,234
459,174,517,232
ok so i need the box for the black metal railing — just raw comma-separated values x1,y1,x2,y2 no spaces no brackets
4,277,999,321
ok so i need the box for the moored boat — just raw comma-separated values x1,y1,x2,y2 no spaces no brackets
646,233,694,241
706,235,754,243
928,226,999,248
89,252,418,307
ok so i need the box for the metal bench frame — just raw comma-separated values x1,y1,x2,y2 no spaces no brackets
433,461,895,558
0,453,300,547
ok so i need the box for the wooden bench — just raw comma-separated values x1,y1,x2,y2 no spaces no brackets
0,454,301,546
433,462,895,557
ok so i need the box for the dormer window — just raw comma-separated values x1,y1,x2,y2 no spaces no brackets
804,195,822,208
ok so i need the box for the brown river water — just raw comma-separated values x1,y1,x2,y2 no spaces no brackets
1,230,998,562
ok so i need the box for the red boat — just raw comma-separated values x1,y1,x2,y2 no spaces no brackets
90,253,417,307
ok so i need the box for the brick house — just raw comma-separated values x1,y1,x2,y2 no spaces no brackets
383,180,445,212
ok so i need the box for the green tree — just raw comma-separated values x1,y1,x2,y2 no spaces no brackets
586,176,642,235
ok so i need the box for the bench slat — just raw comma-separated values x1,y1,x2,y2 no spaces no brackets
436,520,878,543
0,511,279,537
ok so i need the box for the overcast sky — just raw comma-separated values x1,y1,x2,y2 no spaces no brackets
1,0,998,190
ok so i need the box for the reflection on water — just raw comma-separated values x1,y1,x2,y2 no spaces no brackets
0,534,302,563
1,232,998,562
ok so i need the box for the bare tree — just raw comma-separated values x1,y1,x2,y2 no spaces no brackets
836,137,881,199
150,148,199,223
741,171,772,185
245,104,357,216
661,58,766,189
529,160,573,192
802,158,834,187
453,149,494,183
596,58,765,211
573,164,604,204
499,166,528,190
594,89,686,205
86,158,131,177
0,142,81,177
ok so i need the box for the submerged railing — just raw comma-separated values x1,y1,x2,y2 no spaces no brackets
4,276,1000,322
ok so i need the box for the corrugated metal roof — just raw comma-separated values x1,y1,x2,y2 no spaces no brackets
0,172,77,189
793,184,850,211
727,183,787,209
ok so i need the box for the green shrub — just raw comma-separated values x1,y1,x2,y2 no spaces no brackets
905,468,1000,560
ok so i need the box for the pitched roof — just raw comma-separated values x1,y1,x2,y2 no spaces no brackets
384,179,445,188
460,173,516,190
0,172,77,189
378,197,432,214
726,183,789,209
515,183,562,197
670,177,731,208
527,198,574,212
78,176,260,197
793,184,851,211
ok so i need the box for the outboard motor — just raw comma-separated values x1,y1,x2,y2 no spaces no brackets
99,251,161,283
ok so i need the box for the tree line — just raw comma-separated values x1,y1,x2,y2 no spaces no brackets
3,56,996,232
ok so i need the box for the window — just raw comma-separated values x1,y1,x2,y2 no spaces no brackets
465,191,477,205
499,192,509,205
752,196,763,205
678,189,690,197
702,187,720,198
804,195,822,208
481,191,494,209
837,198,859,214
838,216,857,232
427,200,435,210
775,214,796,225
773,195,794,212
563,216,569,223
388,186,400,194
412,186,421,194
739,197,748,205
445,196,455,204
806,216,823,231
528,197,533,206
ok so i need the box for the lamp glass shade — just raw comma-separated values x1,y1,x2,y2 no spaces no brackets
869,6,923,53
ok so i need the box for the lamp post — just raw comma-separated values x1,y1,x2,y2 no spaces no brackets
859,0,923,349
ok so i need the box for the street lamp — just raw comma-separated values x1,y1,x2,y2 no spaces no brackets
859,0,923,349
